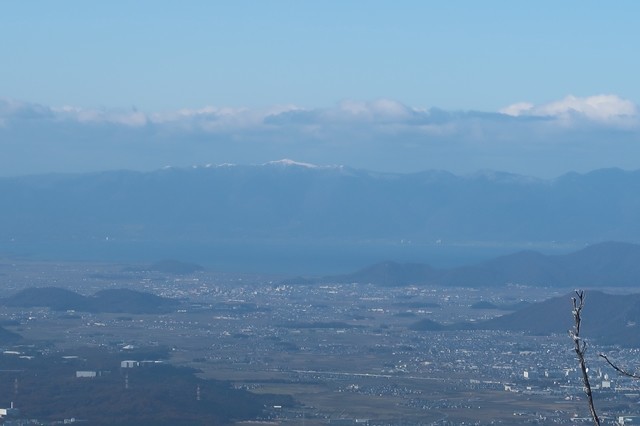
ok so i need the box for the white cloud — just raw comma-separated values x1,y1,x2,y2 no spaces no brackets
5,95,636,134
499,102,534,117
501,94,638,125
54,105,148,127
0,98,53,122
337,99,415,121
150,104,304,132
2,95,640,178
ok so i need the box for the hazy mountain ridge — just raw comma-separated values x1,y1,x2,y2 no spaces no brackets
1,287,179,314
329,242,640,287
1,164,640,247
411,291,640,347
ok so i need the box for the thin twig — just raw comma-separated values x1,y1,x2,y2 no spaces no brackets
599,353,640,379
570,290,600,426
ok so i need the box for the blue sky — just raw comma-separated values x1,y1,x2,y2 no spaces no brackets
2,1,640,177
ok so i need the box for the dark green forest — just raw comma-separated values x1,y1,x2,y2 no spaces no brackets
0,347,292,425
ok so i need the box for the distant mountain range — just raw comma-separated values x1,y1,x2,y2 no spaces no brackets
0,287,179,314
3,162,640,273
410,290,640,347
1,163,640,246
323,241,640,287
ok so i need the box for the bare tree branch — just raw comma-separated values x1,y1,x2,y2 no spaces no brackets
570,290,600,426
599,353,640,380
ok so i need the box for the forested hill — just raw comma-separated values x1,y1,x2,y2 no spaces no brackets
323,241,640,287
411,291,640,347
0,287,179,314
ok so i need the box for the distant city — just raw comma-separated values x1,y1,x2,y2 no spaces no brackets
1,250,640,424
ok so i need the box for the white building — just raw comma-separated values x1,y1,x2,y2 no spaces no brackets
0,402,19,418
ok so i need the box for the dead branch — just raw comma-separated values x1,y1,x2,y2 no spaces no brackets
599,353,640,380
570,290,600,426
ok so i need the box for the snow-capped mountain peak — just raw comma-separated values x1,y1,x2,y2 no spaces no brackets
263,159,320,169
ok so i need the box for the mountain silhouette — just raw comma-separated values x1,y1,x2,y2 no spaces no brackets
1,287,178,314
410,291,640,347
328,242,640,287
